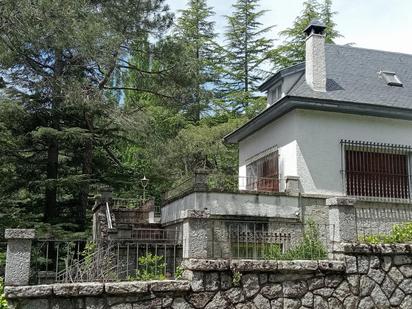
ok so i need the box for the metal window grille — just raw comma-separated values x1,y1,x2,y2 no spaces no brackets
341,140,412,200
246,151,279,192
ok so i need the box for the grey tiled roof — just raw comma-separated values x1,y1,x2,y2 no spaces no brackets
289,44,412,109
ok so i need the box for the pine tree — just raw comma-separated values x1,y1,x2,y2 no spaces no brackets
174,0,219,121
270,0,342,69
0,0,172,230
222,0,274,112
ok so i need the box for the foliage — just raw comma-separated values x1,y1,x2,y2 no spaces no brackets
270,0,342,69
174,265,184,280
360,222,412,244
232,270,242,286
129,253,166,281
265,221,327,260
220,0,274,113
0,278,7,309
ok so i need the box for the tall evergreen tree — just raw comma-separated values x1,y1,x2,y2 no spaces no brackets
270,0,342,69
0,0,172,230
222,0,274,112
174,0,219,121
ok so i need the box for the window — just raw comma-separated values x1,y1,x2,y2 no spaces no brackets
246,151,279,192
342,140,411,199
379,71,403,87
270,85,282,105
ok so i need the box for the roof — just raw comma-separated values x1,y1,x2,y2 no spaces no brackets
225,44,412,143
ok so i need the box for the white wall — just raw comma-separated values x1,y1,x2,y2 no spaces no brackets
239,109,412,196
239,111,299,191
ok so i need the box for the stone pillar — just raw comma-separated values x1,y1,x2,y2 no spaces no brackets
5,229,35,286
181,210,210,259
327,197,357,249
285,176,300,194
193,169,209,191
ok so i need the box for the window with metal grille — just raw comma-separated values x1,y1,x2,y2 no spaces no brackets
341,140,411,199
246,151,279,192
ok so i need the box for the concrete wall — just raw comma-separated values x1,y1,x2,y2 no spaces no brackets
239,109,412,196
6,245,412,309
161,192,301,225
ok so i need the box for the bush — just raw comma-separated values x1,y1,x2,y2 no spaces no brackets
129,253,166,281
360,221,412,244
0,278,8,309
265,221,327,260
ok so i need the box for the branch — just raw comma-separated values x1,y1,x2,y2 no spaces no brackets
103,86,174,100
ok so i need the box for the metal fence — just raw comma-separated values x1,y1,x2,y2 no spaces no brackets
164,172,285,201
207,220,333,260
30,230,182,284
355,205,412,241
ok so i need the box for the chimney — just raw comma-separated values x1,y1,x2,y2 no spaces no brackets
304,20,327,92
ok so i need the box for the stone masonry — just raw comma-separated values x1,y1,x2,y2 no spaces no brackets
5,244,412,309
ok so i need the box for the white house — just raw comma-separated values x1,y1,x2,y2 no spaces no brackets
225,20,412,200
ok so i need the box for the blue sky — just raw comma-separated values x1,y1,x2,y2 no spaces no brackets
167,0,412,55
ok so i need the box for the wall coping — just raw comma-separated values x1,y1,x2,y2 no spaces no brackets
343,243,412,255
182,259,345,273
5,280,191,299
4,229,35,240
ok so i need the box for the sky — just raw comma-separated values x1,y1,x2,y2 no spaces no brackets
167,0,412,55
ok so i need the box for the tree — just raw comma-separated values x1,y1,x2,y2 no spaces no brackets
174,0,220,122
270,0,342,69
221,0,274,112
0,0,172,230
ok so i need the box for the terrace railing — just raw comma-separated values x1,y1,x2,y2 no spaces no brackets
207,221,333,260
164,171,285,201
30,229,182,284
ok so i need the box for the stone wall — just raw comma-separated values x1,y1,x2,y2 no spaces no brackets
5,244,412,309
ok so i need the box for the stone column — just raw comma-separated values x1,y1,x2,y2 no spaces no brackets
5,229,35,286
193,169,209,191
285,176,300,194
327,197,357,249
181,210,210,259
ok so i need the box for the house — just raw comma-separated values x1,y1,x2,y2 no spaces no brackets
225,20,412,200
101,21,412,260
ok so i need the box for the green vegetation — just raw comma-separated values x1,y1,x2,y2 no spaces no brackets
0,278,7,309
265,221,327,260
232,271,242,286
0,0,341,236
129,253,166,281
359,222,412,244
174,265,184,280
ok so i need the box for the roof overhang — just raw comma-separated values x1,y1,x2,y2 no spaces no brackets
224,96,412,144
258,63,305,92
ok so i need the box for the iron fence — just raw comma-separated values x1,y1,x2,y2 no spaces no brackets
31,230,182,284
355,205,412,241
164,173,285,201
207,220,333,260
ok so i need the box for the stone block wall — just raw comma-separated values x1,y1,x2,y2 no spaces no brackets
5,244,412,308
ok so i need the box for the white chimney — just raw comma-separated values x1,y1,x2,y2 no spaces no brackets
304,20,327,92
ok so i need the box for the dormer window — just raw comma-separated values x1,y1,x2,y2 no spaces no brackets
270,84,282,105
379,71,403,87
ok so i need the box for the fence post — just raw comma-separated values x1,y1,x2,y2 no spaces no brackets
4,229,35,286
181,210,210,259
285,176,300,194
327,197,357,250
193,169,209,191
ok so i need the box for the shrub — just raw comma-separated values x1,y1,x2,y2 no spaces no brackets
265,221,327,260
129,253,166,281
360,221,412,244
0,278,8,309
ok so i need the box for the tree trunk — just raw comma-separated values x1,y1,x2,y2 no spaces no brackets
44,49,63,222
44,140,58,222
78,139,92,230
